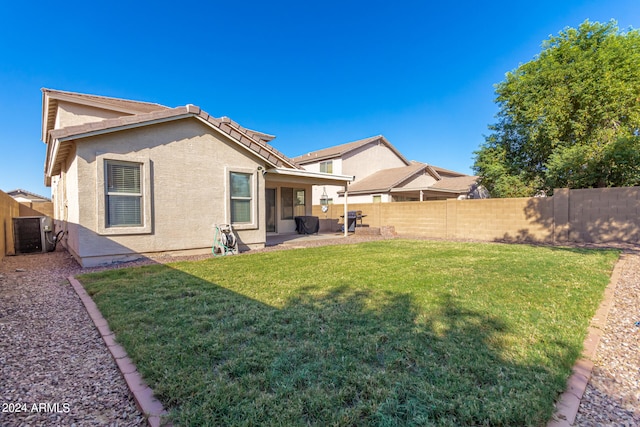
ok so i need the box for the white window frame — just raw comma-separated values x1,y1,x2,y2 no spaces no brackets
226,167,258,230
319,160,333,174
96,153,152,235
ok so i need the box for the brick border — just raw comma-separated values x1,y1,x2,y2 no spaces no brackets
547,254,626,426
67,251,624,427
68,276,169,427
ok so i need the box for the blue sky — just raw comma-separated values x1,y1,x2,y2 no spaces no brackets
1,0,638,198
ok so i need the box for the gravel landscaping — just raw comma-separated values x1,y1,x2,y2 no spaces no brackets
574,250,640,426
0,237,638,426
0,247,145,427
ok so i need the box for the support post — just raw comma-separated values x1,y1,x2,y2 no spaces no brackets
343,184,349,237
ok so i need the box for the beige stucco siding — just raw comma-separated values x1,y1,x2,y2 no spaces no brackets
342,142,407,179
346,194,392,204
304,141,407,205
55,101,130,130
52,143,82,258
69,118,266,263
397,172,437,189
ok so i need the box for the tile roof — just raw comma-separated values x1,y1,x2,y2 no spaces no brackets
344,163,477,196
46,104,299,172
42,88,169,114
429,175,479,192
346,162,430,194
430,165,467,177
41,88,169,143
6,189,51,202
292,135,410,166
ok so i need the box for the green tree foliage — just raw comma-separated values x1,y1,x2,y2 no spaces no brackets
473,20,640,197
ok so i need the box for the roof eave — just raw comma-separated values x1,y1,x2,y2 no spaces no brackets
266,168,353,186
45,107,300,178
423,187,469,194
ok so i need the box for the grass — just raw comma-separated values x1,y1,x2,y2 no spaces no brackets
78,240,619,426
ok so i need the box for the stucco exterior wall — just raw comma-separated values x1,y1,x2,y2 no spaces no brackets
398,172,438,189
304,141,407,205
305,158,344,205
342,142,407,179
343,193,391,204
311,183,342,206
60,118,267,266
55,101,130,129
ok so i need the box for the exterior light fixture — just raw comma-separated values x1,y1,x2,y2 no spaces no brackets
320,187,329,205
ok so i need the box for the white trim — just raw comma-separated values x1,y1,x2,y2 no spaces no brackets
225,166,259,230
266,167,353,184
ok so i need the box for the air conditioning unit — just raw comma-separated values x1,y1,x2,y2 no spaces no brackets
13,216,56,254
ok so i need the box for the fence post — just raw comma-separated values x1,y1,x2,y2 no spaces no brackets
553,188,570,243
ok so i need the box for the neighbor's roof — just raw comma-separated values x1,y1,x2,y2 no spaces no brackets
292,135,410,166
42,89,300,184
430,165,467,178
342,162,477,196
429,175,479,192
6,189,51,202
345,162,439,194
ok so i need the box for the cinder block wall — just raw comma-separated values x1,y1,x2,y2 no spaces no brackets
0,190,19,258
312,186,640,244
19,202,54,218
568,187,640,242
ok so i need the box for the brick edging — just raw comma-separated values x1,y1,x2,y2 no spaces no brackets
67,275,169,427
547,253,626,426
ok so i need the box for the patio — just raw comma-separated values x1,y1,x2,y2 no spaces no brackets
266,232,349,247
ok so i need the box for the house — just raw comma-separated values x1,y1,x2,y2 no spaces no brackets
292,135,482,204
6,189,54,218
41,89,352,267
6,189,51,203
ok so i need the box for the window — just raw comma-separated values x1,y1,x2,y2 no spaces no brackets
373,195,382,203
281,187,305,219
230,172,252,223
319,161,333,174
97,153,151,236
106,161,142,227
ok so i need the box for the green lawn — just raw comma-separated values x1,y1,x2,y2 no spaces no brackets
78,240,619,426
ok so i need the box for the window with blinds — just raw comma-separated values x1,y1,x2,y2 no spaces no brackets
230,172,252,223
105,161,142,227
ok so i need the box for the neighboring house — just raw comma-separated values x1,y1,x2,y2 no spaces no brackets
6,188,54,217
292,135,482,204
41,89,352,267
6,189,51,203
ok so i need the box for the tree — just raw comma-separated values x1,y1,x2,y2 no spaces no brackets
473,20,640,197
